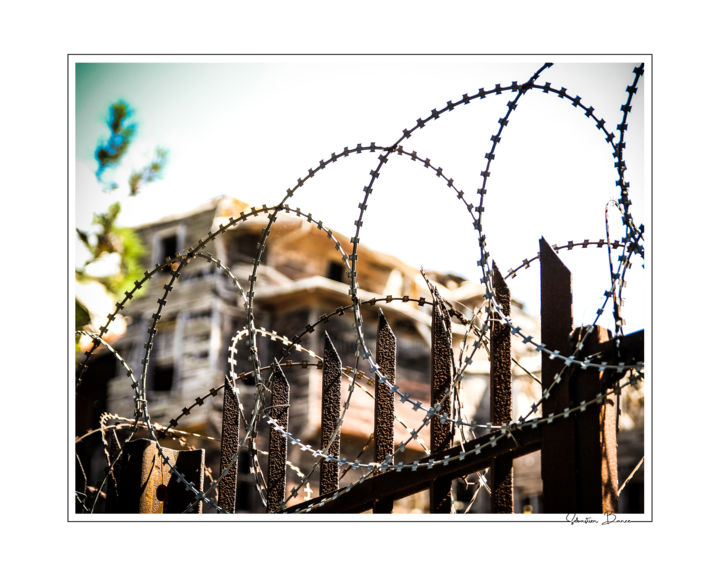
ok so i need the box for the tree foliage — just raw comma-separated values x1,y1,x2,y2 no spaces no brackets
76,100,168,337
93,100,168,194
94,100,137,184
129,146,168,196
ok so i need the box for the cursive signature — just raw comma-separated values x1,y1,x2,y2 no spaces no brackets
566,513,632,525
601,513,632,525
566,513,598,525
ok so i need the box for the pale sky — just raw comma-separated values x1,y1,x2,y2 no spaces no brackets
73,56,647,333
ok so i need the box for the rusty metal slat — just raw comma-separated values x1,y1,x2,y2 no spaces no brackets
430,290,454,513
267,360,290,512
320,332,342,497
572,326,619,513
539,236,576,513
218,380,240,513
109,438,204,513
373,309,396,514
490,263,513,513
284,424,544,514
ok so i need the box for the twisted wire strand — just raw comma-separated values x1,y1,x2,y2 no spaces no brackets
75,62,645,513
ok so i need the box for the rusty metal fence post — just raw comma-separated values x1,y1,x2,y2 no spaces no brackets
373,310,396,513
430,289,454,513
490,263,513,513
539,237,576,513
267,360,290,512
218,380,240,512
572,326,619,513
320,332,342,497
539,237,620,514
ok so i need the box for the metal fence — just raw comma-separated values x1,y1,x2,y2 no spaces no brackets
75,61,646,515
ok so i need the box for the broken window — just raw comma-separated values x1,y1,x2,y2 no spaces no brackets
327,261,346,283
154,227,183,273
147,316,177,392
160,234,177,262
227,231,267,264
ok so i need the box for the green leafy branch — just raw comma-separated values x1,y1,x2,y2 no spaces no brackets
76,100,168,337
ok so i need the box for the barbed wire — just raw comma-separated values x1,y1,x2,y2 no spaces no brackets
75,61,645,514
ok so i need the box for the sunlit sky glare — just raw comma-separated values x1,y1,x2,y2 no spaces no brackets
73,55,647,333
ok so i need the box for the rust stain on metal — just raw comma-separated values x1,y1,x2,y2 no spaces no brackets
320,332,342,497
490,262,513,513
572,326,618,513
108,438,204,513
430,286,454,513
373,309,396,513
218,380,240,513
267,360,290,512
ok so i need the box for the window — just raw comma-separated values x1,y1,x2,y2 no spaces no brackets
153,226,184,272
151,363,175,392
228,231,267,264
188,309,212,321
327,261,345,283
160,235,177,262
